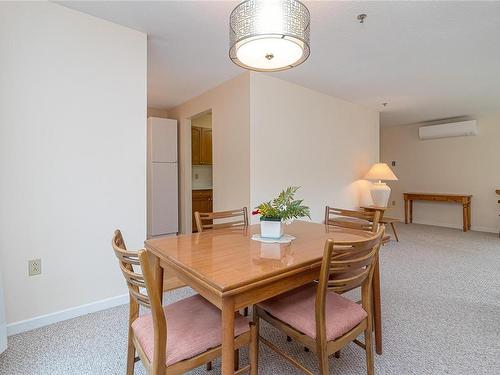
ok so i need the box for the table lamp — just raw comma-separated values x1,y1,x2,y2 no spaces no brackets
364,163,398,207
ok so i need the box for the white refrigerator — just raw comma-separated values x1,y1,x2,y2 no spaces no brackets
147,117,179,237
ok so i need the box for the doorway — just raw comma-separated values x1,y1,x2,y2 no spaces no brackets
190,111,213,232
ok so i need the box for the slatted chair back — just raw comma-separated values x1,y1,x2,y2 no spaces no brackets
111,230,167,369
194,207,249,233
325,206,381,233
112,230,150,308
315,227,384,337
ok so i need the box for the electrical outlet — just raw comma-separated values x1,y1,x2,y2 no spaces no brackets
28,259,41,276
194,173,199,179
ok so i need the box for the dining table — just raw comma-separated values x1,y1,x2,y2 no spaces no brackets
145,220,384,375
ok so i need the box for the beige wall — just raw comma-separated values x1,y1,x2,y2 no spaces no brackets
0,3,146,325
168,74,250,233
170,72,380,231
147,107,169,118
249,74,379,223
381,111,500,232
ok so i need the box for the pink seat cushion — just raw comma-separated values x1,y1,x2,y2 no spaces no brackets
258,284,367,341
131,294,250,366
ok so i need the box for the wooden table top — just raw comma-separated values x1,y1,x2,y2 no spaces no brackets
145,221,374,294
404,192,472,197
361,205,388,211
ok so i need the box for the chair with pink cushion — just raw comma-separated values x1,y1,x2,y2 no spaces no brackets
111,230,258,375
254,227,384,375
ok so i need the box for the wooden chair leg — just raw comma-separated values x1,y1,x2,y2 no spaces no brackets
335,350,340,358
206,362,212,371
317,345,329,375
304,347,309,352
249,323,258,375
364,323,375,375
390,222,399,242
234,349,240,371
126,328,136,375
372,257,383,355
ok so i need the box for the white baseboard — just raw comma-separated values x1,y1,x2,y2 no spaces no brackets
7,293,129,336
0,323,6,353
391,217,498,234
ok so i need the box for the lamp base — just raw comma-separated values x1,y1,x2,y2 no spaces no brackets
370,182,391,207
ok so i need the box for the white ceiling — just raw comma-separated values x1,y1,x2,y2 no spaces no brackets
60,1,500,126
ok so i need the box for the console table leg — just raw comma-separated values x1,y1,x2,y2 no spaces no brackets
404,199,409,224
462,204,468,232
467,202,471,230
409,200,413,223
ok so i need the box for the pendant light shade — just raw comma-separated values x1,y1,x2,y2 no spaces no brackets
229,0,310,72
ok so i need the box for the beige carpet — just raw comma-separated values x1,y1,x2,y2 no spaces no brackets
1,223,499,374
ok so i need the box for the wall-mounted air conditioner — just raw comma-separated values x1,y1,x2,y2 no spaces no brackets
418,120,478,140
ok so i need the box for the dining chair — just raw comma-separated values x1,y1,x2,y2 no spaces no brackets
324,206,381,233
326,206,392,247
324,205,385,356
111,230,257,375
254,227,385,375
194,207,249,233
194,207,250,318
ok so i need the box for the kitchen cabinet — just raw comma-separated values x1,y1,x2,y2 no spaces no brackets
200,128,212,165
191,127,201,165
191,126,212,165
192,189,212,232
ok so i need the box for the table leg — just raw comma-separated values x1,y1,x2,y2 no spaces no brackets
372,256,382,355
468,202,471,230
409,200,413,223
462,204,468,232
390,222,399,242
152,254,164,305
404,199,409,224
221,297,235,375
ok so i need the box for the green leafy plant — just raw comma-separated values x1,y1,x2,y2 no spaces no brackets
252,186,311,222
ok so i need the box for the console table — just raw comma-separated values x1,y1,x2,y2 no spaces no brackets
403,193,472,232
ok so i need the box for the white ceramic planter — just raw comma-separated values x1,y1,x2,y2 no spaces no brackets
260,219,284,239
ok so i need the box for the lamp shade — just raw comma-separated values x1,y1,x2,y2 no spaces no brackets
364,163,398,181
229,0,310,72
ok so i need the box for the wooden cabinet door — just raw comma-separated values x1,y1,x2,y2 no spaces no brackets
192,190,213,232
192,198,203,231
206,190,213,212
191,127,201,165
200,128,212,165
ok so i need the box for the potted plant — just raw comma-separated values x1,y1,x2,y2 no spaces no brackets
252,186,311,239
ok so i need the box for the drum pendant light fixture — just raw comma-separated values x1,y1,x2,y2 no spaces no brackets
229,0,310,72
